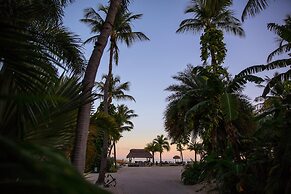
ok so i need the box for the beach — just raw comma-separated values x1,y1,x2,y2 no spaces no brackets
88,166,214,194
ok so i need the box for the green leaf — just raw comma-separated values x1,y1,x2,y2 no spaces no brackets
0,136,110,194
221,93,238,121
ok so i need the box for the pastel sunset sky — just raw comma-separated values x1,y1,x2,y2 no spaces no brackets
64,0,291,161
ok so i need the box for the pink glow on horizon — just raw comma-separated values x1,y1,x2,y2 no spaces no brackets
114,142,200,162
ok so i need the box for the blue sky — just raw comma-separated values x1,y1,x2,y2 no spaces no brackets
64,0,291,160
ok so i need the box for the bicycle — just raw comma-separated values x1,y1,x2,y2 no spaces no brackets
104,174,117,187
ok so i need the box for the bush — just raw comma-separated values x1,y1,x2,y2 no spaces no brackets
181,162,204,185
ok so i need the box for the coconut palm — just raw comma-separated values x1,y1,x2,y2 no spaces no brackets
177,0,244,67
112,104,137,167
80,4,148,182
188,142,204,162
145,141,160,164
165,65,261,158
72,0,125,174
86,110,118,172
153,135,170,164
80,4,149,105
96,75,135,103
176,142,185,163
95,74,135,182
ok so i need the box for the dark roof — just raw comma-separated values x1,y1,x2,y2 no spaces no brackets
173,155,180,159
126,149,153,158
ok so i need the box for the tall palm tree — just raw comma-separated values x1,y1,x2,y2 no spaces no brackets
95,74,135,182
81,4,149,107
80,3,148,182
177,0,244,67
72,0,131,174
153,135,170,164
145,141,160,164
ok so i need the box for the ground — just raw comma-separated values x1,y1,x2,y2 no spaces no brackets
88,166,215,194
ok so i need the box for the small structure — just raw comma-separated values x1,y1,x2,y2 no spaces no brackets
126,149,153,166
173,155,180,163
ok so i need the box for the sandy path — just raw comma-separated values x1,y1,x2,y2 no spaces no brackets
88,166,212,194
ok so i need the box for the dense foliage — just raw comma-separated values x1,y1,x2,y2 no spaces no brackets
0,0,109,193
166,1,291,193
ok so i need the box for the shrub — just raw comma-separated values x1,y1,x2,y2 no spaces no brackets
181,162,204,185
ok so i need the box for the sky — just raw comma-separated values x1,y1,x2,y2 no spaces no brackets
64,0,291,161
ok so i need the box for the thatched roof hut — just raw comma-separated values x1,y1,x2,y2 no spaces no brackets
126,149,153,159
173,155,180,163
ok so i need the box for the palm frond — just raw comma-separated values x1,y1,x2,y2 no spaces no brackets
241,0,269,22
0,136,109,194
262,69,291,97
228,74,264,92
221,93,238,121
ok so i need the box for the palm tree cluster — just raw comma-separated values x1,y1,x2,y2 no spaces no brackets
145,134,170,165
165,0,291,193
86,75,137,172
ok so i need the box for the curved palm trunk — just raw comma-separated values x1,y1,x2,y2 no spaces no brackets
71,0,122,174
159,152,162,165
151,151,155,165
194,150,197,162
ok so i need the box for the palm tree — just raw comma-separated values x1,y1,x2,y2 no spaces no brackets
81,4,149,106
153,135,170,164
112,104,137,167
176,142,185,163
145,141,160,164
165,65,261,158
177,0,244,67
72,0,124,174
80,3,148,182
87,110,118,172
188,142,204,162
96,75,136,104
95,74,135,182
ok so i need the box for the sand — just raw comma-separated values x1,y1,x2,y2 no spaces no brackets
88,166,215,194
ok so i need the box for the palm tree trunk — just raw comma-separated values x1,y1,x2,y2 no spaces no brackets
71,0,122,174
113,141,117,168
108,143,113,156
96,24,117,185
180,150,183,163
160,152,162,165
152,151,155,165
194,150,197,162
